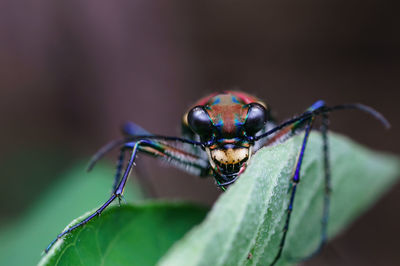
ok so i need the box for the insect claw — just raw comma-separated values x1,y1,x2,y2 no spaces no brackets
117,195,126,206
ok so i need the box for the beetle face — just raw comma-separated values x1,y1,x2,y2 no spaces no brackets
205,143,252,179
186,92,267,181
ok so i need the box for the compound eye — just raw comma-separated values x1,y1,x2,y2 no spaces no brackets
187,106,214,137
244,103,267,135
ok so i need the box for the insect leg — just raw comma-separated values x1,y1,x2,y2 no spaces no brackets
46,136,211,253
318,113,331,253
270,118,314,266
86,122,203,173
112,147,127,193
113,141,145,197
302,113,332,261
124,122,210,177
93,142,133,195
255,102,388,143
44,140,146,253
263,100,325,146
44,194,117,253
285,113,332,263
88,122,209,177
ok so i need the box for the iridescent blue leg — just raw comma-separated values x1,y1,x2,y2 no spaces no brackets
94,121,150,192
86,121,203,172
270,101,327,265
270,118,314,266
88,122,209,177
44,194,117,253
122,121,210,176
113,122,152,197
45,141,144,253
301,113,331,260
44,136,211,253
111,140,140,192
252,100,388,264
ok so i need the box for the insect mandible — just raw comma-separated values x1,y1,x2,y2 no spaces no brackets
45,91,389,265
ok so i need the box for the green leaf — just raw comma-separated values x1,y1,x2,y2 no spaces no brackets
0,162,142,266
39,203,208,266
159,132,400,266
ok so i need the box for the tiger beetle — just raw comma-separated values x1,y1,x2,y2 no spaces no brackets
45,91,389,265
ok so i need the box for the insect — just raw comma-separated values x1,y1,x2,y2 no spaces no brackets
45,91,389,265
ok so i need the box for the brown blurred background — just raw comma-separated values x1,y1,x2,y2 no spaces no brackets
0,0,399,265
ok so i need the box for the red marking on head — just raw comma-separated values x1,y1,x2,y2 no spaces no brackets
225,91,260,105
194,92,219,106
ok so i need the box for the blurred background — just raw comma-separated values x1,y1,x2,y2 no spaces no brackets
0,0,399,265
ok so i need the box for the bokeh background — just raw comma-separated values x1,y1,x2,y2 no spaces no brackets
0,1,399,265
